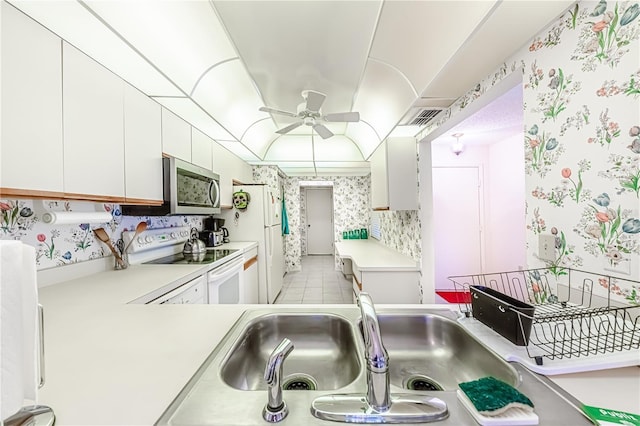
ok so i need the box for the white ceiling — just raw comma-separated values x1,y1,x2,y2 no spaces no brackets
8,0,574,176
432,83,524,148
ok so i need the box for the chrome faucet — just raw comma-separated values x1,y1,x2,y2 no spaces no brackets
311,292,448,423
358,292,391,412
263,338,294,423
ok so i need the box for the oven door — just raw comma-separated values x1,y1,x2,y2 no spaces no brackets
208,256,244,304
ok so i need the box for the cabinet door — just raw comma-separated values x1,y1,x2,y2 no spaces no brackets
63,43,125,198
124,84,163,203
211,142,233,208
1,3,64,195
387,137,418,210
370,142,389,210
191,128,213,170
161,108,191,161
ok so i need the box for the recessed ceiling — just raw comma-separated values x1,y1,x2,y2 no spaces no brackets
8,0,574,176
432,84,524,147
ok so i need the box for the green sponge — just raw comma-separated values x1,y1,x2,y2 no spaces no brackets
459,376,534,416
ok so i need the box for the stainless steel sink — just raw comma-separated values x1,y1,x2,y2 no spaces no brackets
220,313,360,391
155,307,592,425
363,314,518,391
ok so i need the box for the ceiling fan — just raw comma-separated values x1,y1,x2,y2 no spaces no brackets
259,90,360,139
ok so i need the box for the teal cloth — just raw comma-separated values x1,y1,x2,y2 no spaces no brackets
281,195,290,235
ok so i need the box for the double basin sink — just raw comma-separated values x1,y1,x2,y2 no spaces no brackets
156,307,590,425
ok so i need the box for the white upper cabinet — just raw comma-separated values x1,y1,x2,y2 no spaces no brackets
370,137,418,211
370,143,389,210
124,84,163,202
191,128,213,170
212,142,253,208
1,2,64,195
162,108,192,161
63,42,125,198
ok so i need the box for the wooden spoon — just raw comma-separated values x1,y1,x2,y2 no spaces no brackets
123,221,148,254
93,228,126,267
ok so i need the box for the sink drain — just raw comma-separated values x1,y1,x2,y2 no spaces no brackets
283,373,318,390
404,375,444,391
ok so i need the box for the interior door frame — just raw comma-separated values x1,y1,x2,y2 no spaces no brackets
305,187,334,255
419,71,523,303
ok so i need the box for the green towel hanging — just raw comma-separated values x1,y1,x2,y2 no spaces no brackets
281,195,290,235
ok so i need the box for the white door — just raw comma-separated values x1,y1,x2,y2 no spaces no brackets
306,188,334,255
432,167,483,290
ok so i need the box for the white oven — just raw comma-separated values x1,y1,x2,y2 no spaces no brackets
123,226,244,305
208,255,244,304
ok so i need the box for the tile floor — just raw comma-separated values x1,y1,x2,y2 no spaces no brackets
275,255,354,304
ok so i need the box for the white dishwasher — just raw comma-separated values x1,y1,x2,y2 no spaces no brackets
151,275,207,304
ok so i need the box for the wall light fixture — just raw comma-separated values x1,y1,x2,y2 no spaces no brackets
451,133,465,156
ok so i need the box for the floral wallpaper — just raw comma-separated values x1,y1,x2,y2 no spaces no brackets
281,175,371,272
418,0,640,305
378,210,422,262
253,165,280,196
0,199,202,270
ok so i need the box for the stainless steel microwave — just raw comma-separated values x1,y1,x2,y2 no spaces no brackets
122,157,221,216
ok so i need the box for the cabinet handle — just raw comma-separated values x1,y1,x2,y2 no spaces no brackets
38,304,45,388
244,255,258,270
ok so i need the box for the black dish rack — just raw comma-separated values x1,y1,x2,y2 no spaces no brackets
448,267,640,365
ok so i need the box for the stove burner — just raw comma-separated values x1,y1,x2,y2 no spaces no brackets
144,249,238,265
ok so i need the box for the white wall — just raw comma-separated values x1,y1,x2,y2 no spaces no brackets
426,138,526,294
486,133,526,272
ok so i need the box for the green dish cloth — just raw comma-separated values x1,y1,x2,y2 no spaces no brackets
459,376,534,416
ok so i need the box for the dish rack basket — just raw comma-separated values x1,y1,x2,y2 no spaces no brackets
448,267,640,365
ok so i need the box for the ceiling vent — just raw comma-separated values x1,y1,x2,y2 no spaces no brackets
407,108,444,126
398,107,446,126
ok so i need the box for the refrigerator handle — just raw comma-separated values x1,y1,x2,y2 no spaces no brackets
268,227,273,257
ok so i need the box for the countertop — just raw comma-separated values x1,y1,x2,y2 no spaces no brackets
36,248,639,425
335,240,419,271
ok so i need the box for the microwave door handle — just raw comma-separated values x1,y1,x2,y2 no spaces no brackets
209,180,220,207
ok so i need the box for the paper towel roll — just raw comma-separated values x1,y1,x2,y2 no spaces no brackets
41,211,111,225
0,241,39,421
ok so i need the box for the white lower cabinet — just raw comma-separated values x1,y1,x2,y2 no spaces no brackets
243,247,259,304
154,275,207,305
352,266,420,304
352,275,361,304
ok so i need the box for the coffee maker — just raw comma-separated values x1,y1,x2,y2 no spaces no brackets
200,217,226,247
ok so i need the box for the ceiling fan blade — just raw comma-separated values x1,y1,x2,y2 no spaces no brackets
259,106,298,118
304,90,326,112
276,121,303,134
324,111,360,122
313,123,334,139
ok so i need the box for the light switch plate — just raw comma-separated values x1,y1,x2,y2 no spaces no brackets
538,234,556,261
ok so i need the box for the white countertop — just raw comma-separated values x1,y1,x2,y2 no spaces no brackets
36,250,639,425
335,240,419,271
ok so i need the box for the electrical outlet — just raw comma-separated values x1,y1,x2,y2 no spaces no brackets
538,234,556,261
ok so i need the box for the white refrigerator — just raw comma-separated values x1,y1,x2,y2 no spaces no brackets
221,185,283,303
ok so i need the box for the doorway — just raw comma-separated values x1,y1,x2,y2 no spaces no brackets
305,187,334,255
432,166,483,291
419,72,526,303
